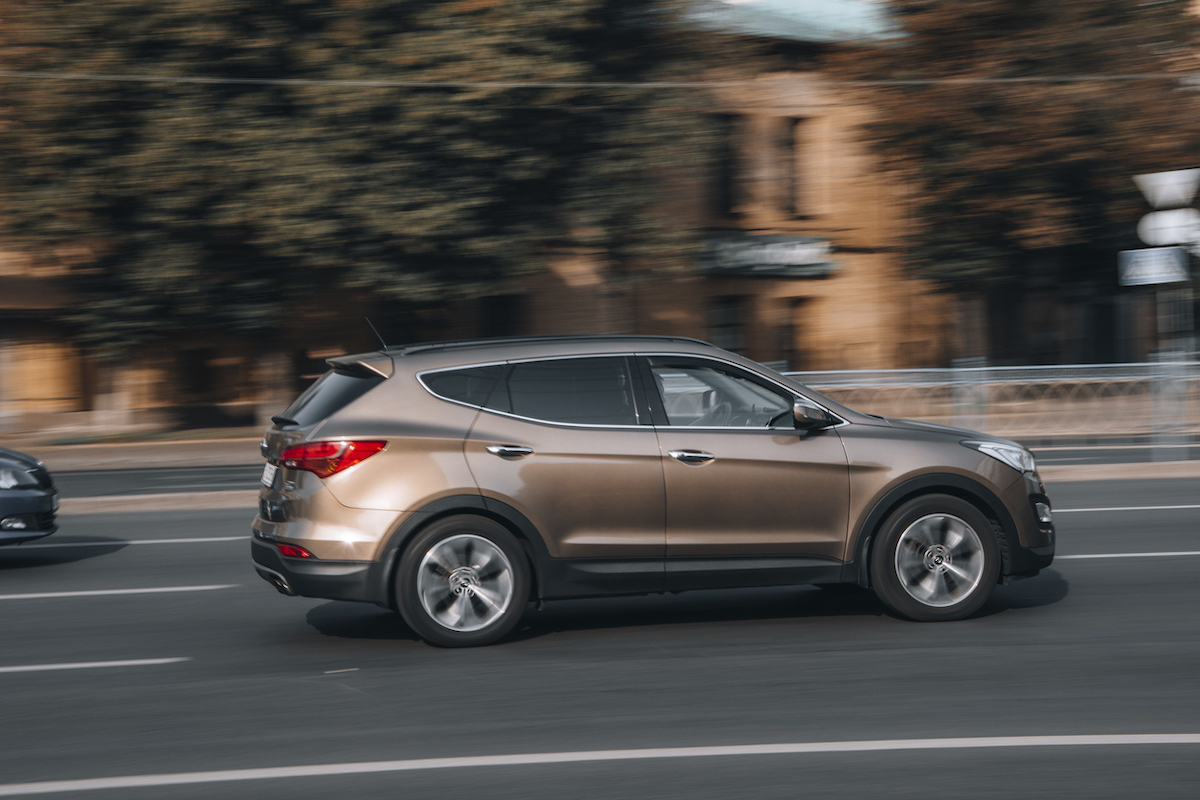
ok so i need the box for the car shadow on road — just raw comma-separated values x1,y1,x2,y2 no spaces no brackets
301,570,1070,645
982,568,1070,613
306,602,421,642
508,584,892,642
513,570,1070,640
0,538,128,569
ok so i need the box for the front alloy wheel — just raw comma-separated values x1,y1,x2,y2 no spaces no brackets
870,495,1000,621
397,516,529,647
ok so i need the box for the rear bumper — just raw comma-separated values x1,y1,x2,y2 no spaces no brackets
251,536,380,604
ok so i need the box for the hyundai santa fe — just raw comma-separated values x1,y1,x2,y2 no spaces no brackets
252,335,1055,646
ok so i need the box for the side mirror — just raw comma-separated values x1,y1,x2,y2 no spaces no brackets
792,398,833,431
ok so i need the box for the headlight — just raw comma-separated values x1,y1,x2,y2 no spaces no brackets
0,468,39,490
962,441,1036,474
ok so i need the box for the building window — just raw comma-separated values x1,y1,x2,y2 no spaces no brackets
712,114,741,218
780,117,804,217
707,296,748,353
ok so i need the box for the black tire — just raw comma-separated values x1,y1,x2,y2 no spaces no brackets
869,494,1000,622
396,515,530,647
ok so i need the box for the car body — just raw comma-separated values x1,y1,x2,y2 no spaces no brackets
0,448,58,545
252,335,1055,646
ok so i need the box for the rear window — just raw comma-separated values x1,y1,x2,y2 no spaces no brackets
280,370,384,427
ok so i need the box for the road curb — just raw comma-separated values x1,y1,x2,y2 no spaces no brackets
59,490,259,515
31,440,261,472
1040,460,1200,482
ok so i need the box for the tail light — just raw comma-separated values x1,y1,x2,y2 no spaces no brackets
277,544,314,558
280,440,386,478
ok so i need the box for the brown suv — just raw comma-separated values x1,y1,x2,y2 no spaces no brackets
252,336,1054,646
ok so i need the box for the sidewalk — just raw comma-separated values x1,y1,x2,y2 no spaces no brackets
10,438,262,472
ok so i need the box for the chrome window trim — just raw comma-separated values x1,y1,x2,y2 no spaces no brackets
416,354,648,430
640,352,849,431
415,351,848,432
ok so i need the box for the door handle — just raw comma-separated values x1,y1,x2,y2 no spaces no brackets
486,445,534,458
669,450,715,465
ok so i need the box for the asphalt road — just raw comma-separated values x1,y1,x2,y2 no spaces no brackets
0,479,1198,798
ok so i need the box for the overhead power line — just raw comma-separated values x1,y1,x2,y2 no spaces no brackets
2,68,1200,89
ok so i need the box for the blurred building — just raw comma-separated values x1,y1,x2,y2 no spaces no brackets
0,0,1167,434
517,0,947,371
0,250,84,432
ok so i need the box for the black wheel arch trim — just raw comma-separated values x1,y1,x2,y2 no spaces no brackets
370,494,550,609
846,473,1016,588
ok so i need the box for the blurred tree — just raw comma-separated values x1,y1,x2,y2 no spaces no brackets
0,0,721,356
834,0,1200,297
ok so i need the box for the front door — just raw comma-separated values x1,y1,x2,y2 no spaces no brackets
643,355,850,590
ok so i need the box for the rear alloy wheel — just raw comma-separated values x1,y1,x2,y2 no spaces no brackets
869,494,1000,621
396,515,530,647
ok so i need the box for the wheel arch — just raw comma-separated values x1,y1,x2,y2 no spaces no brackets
848,474,1015,588
372,495,549,610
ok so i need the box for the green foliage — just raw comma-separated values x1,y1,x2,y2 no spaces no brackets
836,0,1200,289
0,0,718,355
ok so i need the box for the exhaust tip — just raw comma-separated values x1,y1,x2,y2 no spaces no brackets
256,567,298,597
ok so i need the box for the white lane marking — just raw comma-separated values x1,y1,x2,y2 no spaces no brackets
1056,504,1200,513
1057,551,1200,560
0,658,190,675
17,537,247,549
324,668,360,674
0,734,1196,796
0,585,237,601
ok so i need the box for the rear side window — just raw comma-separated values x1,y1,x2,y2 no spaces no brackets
503,357,638,425
421,366,506,408
281,370,384,427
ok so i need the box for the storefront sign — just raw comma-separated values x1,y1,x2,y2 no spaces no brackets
705,234,837,278
1118,246,1190,286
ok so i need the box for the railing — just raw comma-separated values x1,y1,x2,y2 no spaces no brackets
787,357,1199,454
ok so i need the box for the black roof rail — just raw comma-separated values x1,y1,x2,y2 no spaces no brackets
387,334,716,356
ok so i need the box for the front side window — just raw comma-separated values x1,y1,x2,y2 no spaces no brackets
501,357,638,426
648,357,792,428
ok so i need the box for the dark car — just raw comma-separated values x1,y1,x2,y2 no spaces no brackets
0,448,58,545
253,335,1054,647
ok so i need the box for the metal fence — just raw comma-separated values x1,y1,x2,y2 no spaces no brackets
787,357,1200,452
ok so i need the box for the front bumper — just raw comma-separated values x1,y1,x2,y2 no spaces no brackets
999,471,1055,578
0,491,58,546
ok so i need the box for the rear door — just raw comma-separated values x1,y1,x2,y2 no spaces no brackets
641,355,850,590
461,356,666,591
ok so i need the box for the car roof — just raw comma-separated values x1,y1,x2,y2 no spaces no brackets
388,335,714,357
363,335,727,369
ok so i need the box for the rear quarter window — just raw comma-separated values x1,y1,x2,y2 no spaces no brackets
421,366,506,408
281,370,384,427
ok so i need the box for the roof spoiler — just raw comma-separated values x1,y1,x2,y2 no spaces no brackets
326,353,394,379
